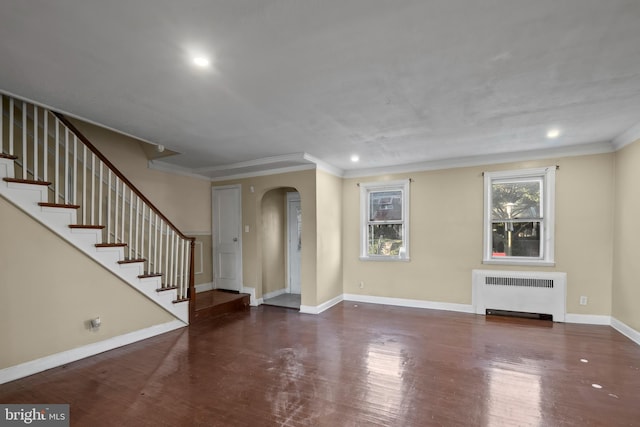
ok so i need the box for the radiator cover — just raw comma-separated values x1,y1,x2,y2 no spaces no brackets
472,270,567,322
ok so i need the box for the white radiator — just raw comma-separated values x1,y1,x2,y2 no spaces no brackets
472,270,566,322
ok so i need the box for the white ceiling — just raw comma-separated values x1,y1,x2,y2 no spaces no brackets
1,1,640,179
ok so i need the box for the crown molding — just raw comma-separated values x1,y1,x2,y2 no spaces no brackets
209,164,316,182
303,153,344,177
612,121,640,150
148,160,212,181
343,141,615,178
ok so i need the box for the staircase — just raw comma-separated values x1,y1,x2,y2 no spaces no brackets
0,94,193,324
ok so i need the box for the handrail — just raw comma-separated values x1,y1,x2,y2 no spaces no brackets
53,113,194,243
1,93,195,305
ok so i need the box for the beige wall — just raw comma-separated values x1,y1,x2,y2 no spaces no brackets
316,170,343,304
261,188,287,295
213,169,318,305
0,198,175,369
69,119,211,233
342,153,615,315
613,139,640,331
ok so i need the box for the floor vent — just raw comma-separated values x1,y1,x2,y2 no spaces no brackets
486,309,553,321
473,270,566,322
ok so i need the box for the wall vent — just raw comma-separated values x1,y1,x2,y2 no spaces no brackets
485,276,554,288
473,270,566,322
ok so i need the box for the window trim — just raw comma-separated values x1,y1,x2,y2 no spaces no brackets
483,167,556,266
360,179,410,261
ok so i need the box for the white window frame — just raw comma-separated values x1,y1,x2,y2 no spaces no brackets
483,167,556,266
360,179,410,261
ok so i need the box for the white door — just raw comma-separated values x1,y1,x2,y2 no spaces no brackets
212,185,242,292
287,192,302,294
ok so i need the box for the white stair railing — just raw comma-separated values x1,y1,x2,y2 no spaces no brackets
1,93,194,303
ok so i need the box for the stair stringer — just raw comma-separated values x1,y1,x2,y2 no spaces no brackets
0,158,189,324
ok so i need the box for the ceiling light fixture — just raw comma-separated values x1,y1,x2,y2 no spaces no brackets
546,128,561,139
350,154,360,162
192,56,210,68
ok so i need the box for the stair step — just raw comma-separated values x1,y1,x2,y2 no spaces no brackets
0,153,18,160
118,258,146,264
69,224,105,230
138,273,163,279
95,243,127,248
156,285,178,292
173,297,190,304
38,202,81,209
3,177,51,186
192,291,250,323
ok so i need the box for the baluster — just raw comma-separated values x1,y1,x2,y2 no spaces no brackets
114,177,120,243
54,119,59,203
33,106,38,180
107,170,112,243
22,102,27,179
173,232,178,288
135,196,141,259
64,128,69,203
82,146,87,224
147,207,153,272
43,111,48,183
8,98,14,155
91,153,96,224
72,135,77,205
154,214,159,274
98,161,103,226
158,218,164,277
121,183,126,244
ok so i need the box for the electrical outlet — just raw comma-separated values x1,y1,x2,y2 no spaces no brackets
580,296,588,305
359,281,364,289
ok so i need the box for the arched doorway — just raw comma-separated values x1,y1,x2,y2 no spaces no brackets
260,187,301,309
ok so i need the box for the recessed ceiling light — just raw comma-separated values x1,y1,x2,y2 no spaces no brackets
192,56,210,68
546,128,561,139
350,154,360,162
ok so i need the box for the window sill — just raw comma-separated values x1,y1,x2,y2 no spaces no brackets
360,256,411,262
482,259,555,267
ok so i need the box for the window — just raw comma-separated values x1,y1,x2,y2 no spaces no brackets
360,180,410,261
483,167,555,266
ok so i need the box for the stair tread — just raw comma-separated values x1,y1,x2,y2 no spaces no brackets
172,297,190,304
0,153,18,160
95,243,127,248
156,285,178,292
3,177,51,186
118,258,146,264
138,273,163,278
39,202,81,209
69,224,105,229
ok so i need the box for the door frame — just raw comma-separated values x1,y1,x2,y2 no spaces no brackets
212,184,243,292
286,191,301,294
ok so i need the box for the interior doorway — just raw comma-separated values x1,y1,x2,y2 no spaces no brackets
261,188,301,310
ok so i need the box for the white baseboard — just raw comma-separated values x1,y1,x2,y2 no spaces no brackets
611,317,640,346
343,293,475,314
300,294,344,315
262,288,287,300
241,286,260,306
195,282,214,293
565,314,612,325
0,320,186,385
254,298,264,306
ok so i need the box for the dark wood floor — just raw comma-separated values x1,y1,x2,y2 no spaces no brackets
2,303,639,426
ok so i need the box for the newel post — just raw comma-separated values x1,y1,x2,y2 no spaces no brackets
188,237,196,324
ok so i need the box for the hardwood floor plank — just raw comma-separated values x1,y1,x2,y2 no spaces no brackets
1,302,639,426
